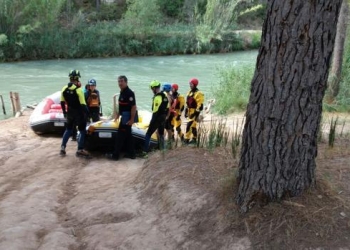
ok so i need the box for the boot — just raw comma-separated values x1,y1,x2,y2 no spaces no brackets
59,146,66,156
189,138,197,145
76,149,91,159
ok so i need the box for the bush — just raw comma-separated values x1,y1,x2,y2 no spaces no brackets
1,22,261,61
236,4,267,29
158,0,185,19
212,66,254,114
123,0,164,27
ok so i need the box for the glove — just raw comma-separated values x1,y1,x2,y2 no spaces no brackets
184,108,188,118
190,111,200,119
99,113,103,116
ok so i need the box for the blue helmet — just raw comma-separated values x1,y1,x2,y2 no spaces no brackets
88,78,97,86
162,83,172,92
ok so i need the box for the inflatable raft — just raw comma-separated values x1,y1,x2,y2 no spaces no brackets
85,111,158,151
29,91,67,134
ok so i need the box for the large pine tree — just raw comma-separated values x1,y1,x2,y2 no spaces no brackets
236,0,343,212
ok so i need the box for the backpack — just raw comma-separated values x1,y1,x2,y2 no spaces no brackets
87,91,100,108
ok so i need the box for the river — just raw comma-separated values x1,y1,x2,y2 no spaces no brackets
0,51,257,120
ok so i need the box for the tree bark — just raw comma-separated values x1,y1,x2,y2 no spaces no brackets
326,0,349,103
236,0,343,212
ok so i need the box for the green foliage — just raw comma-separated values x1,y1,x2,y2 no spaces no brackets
212,65,254,114
158,0,185,18
326,22,350,112
123,0,164,27
205,119,228,150
0,0,264,61
0,33,8,61
87,3,126,21
195,0,239,43
196,117,243,159
1,22,260,61
236,3,267,29
0,0,66,35
0,34,8,45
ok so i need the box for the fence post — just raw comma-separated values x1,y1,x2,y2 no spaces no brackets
0,94,6,115
14,92,21,113
9,91,15,116
9,92,22,117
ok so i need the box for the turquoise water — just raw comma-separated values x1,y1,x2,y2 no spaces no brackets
0,51,257,120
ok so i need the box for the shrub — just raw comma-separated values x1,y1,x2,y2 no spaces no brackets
212,65,254,114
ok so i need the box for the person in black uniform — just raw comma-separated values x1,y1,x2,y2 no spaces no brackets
60,70,90,158
106,75,136,160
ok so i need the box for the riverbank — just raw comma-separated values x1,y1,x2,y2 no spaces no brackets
1,110,350,249
0,24,261,62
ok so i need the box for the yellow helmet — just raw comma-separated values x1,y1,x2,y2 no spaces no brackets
150,80,161,89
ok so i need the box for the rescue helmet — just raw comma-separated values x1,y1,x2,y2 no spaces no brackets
172,83,179,91
150,80,161,89
88,78,97,86
162,83,172,92
189,78,199,86
69,69,81,80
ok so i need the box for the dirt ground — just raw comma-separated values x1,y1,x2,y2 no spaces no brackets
0,111,250,250
0,110,349,250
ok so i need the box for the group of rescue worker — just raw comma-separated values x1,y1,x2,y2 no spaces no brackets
59,69,204,159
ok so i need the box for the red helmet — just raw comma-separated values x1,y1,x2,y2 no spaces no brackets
172,83,179,91
189,78,199,86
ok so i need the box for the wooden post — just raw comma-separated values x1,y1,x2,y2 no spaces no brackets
14,92,22,117
9,91,15,116
0,94,6,115
9,92,22,117
14,92,21,113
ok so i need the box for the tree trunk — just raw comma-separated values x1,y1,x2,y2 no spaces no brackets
96,0,100,11
236,0,343,212
326,0,349,103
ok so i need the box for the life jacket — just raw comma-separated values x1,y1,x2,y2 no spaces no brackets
62,84,80,109
153,91,169,115
172,93,184,110
87,91,100,108
186,89,198,109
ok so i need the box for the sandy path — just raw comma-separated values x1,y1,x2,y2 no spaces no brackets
0,112,157,249
0,111,250,250
0,116,164,249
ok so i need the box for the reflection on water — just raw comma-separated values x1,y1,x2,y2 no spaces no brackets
0,51,257,120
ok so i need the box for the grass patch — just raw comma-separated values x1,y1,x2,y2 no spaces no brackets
212,65,254,114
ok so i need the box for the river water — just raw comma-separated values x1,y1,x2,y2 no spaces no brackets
0,51,257,120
